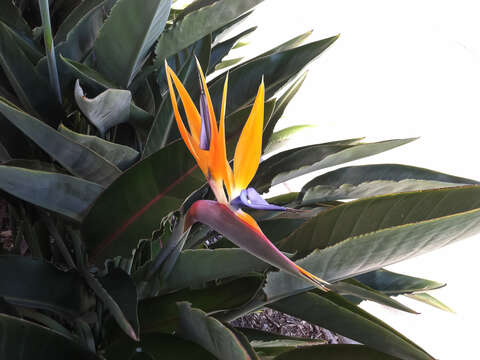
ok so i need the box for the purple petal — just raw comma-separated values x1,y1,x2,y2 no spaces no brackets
198,74,211,150
231,188,286,211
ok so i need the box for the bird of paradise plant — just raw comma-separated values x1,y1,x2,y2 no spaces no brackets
165,59,329,291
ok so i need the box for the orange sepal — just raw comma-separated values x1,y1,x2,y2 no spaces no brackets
165,62,208,176
233,80,264,195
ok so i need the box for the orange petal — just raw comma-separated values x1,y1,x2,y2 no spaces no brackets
233,80,264,194
165,62,208,176
165,64,202,144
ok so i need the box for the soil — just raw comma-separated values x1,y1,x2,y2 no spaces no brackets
232,308,356,344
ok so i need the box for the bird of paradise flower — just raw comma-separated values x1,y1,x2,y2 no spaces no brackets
165,59,329,292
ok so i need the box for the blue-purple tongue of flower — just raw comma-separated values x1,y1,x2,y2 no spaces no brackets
198,75,211,150
231,188,286,211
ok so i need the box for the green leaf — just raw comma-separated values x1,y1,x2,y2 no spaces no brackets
82,140,204,265
177,302,256,359
142,35,210,157
0,165,103,222
208,36,338,118
0,314,101,359
0,1,31,37
273,344,401,360
238,328,325,357
135,248,269,294
404,292,454,313
214,57,243,70
74,80,132,136
0,142,10,162
55,1,104,61
0,98,121,186
332,279,418,314
58,124,139,170
271,291,432,360
211,9,254,42
54,0,104,43
300,164,479,204
83,269,138,341
154,0,262,63
99,268,139,338
0,21,61,125
262,71,307,148
264,125,315,154
208,27,257,73
354,269,445,295
268,186,480,298
94,0,172,87
0,256,89,316
253,138,417,192
138,276,262,334
259,30,314,58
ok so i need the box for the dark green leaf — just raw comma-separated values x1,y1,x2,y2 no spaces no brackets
55,1,104,61
143,35,210,157
258,30,313,58
83,269,137,340
267,186,480,298
154,0,262,63
138,276,262,334
0,1,31,36
54,0,104,43
0,256,89,316
82,140,205,265
211,10,254,43
208,36,338,119
262,71,306,148
331,279,418,314
58,124,139,170
0,142,10,162
354,269,445,296
135,248,269,294
208,27,257,73
253,139,416,192
0,98,121,186
177,302,256,359
94,0,172,87
264,125,315,154
273,344,401,360
99,268,139,337
300,164,479,203
105,332,215,360
0,314,101,360
0,165,103,221
0,21,62,125
271,291,432,360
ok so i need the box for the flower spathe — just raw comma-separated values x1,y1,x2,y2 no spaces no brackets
165,59,329,291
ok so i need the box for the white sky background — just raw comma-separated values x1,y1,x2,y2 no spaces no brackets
225,0,480,358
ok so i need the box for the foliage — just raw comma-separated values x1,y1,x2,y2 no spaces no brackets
0,0,478,359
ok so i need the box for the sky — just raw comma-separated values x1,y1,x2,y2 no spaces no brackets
228,1,480,358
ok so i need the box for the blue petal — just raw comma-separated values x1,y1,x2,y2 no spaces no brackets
198,74,211,150
231,188,286,211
